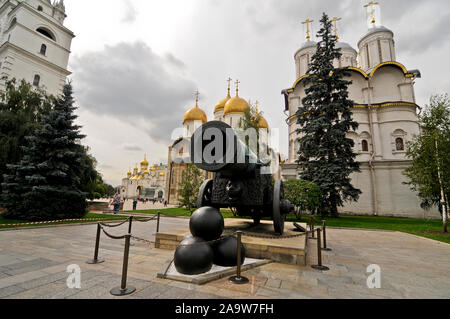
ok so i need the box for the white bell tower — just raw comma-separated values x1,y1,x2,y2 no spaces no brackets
0,0,74,96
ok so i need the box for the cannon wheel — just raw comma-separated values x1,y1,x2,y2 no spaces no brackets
197,179,213,208
273,180,286,235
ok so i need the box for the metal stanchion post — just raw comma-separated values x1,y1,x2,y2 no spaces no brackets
309,215,316,240
229,231,249,284
86,223,105,264
311,228,329,271
322,220,331,251
128,216,135,246
110,234,136,296
156,212,161,233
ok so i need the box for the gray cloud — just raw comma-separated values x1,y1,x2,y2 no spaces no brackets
71,41,197,143
122,0,138,24
123,144,143,152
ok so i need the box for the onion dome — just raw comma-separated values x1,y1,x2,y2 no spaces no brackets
140,155,149,167
150,167,156,172
183,91,207,124
258,116,269,129
160,172,165,177
224,80,250,115
144,170,149,175
215,80,232,113
127,170,132,177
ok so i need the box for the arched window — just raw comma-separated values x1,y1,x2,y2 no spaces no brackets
37,6,43,11
40,44,47,55
396,138,404,151
33,74,40,87
10,18,17,29
36,27,55,41
361,140,369,152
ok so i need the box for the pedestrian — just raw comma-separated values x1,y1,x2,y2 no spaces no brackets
164,200,168,207
113,193,121,215
133,199,138,211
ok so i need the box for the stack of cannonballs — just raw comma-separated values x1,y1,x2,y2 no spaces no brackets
174,206,246,275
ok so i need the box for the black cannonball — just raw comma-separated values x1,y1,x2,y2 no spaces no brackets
212,236,246,267
189,207,224,241
174,236,214,275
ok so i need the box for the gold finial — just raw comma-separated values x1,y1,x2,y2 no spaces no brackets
195,90,200,107
227,77,232,96
255,100,259,113
301,19,314,41
357,52,361,68
364,1,379,26
235,79,240,96
332,17,342,41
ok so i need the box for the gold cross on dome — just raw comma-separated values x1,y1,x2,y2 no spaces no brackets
227,77,232,94
255,100,259,113
332,17,342,41
301,19,314,41
195,90,200,106
235,79,240,95
364,1,379,25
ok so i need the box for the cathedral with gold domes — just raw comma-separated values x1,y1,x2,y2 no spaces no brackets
120,155,168,200
281,3,438,218
165,79,275,205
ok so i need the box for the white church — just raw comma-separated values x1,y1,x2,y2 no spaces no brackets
0,0,73,96
281,5,439,219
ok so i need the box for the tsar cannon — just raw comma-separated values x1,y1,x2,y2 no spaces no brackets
190,121,294,235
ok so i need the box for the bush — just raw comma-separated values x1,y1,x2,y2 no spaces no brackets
284,179,322,218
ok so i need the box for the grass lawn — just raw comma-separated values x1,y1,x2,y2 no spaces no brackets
127,207,450,244
0,212,129,230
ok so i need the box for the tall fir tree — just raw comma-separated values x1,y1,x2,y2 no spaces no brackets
296,13,361,217
2,83,88,221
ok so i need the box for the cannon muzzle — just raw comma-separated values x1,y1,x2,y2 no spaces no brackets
190,121,260,175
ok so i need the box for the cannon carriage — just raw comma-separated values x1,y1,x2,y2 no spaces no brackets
190,121,294,235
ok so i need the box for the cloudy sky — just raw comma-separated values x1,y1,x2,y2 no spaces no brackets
63,0,450,186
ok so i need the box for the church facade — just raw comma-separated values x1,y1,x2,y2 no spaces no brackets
281,13,439,218
0,0,73,96
120,156,168,200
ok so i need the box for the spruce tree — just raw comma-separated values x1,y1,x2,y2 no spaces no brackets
2,83,88,221
296,13,361,217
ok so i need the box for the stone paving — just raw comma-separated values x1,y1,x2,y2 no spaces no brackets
0,216,449,299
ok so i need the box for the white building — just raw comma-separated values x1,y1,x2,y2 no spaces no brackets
281,12,439,218
0,0,73,96
121,155,168,200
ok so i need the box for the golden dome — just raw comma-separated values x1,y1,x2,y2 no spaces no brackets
224,96,249,115
183,91,207,124
127,170,132,176
144,170,149,175
258,116,269,129
140,155,149,167
160,172,165,177
214,94,231,113
150,167,156,172
215,78,232,113
224,80,249,115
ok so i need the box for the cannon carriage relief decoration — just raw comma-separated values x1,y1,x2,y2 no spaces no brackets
190,121,294,235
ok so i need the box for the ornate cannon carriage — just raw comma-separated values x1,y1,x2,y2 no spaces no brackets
190,121,294,235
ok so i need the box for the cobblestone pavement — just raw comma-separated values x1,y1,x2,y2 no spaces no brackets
0,217,449,299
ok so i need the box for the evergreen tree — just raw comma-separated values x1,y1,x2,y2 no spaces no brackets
2,83,88,221
0,79,53,192
178,163,204,213
296,13,361,217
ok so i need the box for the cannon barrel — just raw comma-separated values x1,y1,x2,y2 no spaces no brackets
190,121,261,175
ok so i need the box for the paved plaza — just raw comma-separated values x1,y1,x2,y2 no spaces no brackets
0,215,449,299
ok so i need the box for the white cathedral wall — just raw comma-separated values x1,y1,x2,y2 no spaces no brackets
370,67,413,104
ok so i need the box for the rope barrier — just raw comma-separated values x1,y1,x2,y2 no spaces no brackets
99,218,131,228
101,227,129,240
133,215,159,223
